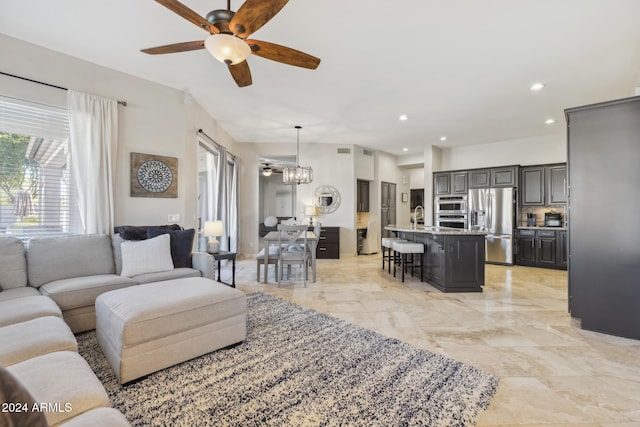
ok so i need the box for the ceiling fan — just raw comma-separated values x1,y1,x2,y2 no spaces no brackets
141,0,321,87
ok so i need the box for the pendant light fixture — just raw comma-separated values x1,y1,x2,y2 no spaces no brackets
283,126,313,185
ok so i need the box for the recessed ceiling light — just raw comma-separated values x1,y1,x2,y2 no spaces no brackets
530,82,545,91
440,136,447,141
402,147,409,152
399,114,408,121
545,118,556,125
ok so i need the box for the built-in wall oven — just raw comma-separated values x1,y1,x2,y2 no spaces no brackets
435,195,467,215
436,214,468,229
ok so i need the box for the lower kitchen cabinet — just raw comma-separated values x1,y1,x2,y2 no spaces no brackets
316,226,340,259
516,229,566,270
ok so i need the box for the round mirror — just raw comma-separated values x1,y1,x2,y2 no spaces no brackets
314,185,341,214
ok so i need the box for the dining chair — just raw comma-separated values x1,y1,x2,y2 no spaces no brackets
256,244,279,282
277,224,310,286
360,218,378,254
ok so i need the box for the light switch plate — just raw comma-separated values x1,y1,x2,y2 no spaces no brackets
168,214,180,223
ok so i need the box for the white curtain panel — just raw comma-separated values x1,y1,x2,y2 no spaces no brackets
68,90,118,234
215,146,228,250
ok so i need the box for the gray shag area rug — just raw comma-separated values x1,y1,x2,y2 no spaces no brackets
77,292,498,426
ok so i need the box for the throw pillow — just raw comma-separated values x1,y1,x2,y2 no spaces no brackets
116,224,182,240
264,216,278,227
120,233,174,277
147,228,196,268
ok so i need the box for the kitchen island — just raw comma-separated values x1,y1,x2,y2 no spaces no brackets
386,225,486,292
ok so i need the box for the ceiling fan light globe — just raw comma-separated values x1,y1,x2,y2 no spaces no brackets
205,34,251,65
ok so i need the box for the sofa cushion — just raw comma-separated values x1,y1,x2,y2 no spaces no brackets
0,286,40,302
147,227,195,268
133,267,201,284
27,235,115,288
0,365,48,427
0,296,62,328
58,407,131,427
7,351,110,426
39,274,138,311
0,236,28,290
120,234,174,277
0,316,78,366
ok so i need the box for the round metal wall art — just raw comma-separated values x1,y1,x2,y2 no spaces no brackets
314,185,341,214
137,160,174,193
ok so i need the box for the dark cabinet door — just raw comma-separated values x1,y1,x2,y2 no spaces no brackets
491,167,517,187
381,182,396,239
434,173,451,195
451,172,468,194
557,230,568,268
410,189,424,209
357,180,369,212
469,169,491,188
520,167,545,205
517,235,536,264
548,165,568,204
537,233,557,265
444,237,483,287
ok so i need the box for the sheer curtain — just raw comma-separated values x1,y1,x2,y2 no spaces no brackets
67,90,118,234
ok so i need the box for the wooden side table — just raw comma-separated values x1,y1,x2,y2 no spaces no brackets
211,250,236,287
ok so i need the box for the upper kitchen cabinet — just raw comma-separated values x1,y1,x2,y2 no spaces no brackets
469,169,490,188
520,164,567,206
410,189,424,209
491,166,518,187
548,165,568,204
469,167,517,188
434,171,467,195
357,179,370,212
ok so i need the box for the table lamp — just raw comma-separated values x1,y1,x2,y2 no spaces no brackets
305,206,318,226
203,220,224,253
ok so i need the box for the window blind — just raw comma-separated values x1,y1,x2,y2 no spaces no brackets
0,95,81,238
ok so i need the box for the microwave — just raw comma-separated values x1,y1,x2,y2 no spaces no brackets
435,195,467,215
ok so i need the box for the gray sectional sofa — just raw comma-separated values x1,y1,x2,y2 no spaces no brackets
0,229,215,426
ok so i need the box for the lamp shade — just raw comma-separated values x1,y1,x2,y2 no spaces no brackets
305,206,318,216
203,220,224,237
204,34,251,65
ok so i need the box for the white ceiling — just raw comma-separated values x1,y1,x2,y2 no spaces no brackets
2,0,640,156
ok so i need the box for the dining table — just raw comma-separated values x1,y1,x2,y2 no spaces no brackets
261,230,318,283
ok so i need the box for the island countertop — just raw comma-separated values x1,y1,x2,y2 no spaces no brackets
385,224,487,236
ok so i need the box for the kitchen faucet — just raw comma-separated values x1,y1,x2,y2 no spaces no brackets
413,205,424,229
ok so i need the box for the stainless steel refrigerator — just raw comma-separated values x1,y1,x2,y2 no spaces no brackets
468,187,515,264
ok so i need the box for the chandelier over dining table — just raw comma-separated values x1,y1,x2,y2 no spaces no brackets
283,125,313,185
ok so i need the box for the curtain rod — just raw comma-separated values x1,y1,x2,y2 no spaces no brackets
198,129,236,160
0,71,127,106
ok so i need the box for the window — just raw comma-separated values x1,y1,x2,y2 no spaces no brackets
0,95,81,238
197,138,238,253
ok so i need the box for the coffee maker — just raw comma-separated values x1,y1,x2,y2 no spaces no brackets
527,213,536,227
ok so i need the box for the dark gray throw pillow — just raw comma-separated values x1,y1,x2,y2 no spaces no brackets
116,224,182,240
147,228,196,268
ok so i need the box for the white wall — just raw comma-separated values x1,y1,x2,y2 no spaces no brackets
439,133,566,171
0,34,239,236
408,168,425,189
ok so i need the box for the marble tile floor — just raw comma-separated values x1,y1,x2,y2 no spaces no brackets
221,255,640,426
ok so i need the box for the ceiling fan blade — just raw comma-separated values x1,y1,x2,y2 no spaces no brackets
247,40,320,69
229,61,253,87
229,0,288,38
154,0,219,34
141,40,205,55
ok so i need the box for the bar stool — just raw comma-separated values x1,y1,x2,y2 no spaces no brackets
381,237,406,274
392,241,424,282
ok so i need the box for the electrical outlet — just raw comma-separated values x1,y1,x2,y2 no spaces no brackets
168,214,180,223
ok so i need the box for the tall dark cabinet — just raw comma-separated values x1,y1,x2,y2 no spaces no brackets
381,181,396,239
565,95,640,340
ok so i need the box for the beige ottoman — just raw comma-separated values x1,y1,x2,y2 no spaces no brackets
95,277,246,384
